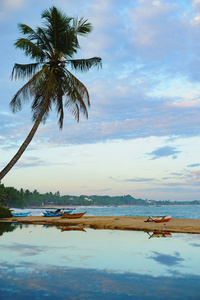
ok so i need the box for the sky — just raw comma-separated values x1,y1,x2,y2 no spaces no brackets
1,0,200,201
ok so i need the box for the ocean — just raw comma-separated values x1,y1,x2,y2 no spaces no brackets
11,204,200,219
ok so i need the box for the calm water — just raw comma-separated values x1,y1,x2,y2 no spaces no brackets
0,222,200,299
12,205,200,219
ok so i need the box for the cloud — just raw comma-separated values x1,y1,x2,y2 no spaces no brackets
191,169,200,177
122,177,155,183
11,156,49,169
148,146,181,160
2,1,200,147
187,163,200,167
0,0,27,21
88,188,112,192
128,1,187,60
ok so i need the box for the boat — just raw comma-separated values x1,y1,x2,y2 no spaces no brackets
45,209,72,215
45,208,62,214
145,215,171,223
61,212,86,219
11,212,31,217
43,208,73,217
43,212,62,217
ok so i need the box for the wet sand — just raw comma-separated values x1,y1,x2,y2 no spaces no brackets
1,215,200,234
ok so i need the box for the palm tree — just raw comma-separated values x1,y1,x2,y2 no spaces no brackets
0,6,101,180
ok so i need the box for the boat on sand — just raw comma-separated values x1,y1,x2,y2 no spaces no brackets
61,212,86,219
43,209,72,217
12,212,31,217
43,212,62,217
145,215,171,223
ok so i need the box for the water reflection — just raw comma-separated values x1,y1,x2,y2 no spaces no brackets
0,223,200,299
58,225,86,232
149,251,184,266
1,263,200,299
147,232,172,239
0,222,16,236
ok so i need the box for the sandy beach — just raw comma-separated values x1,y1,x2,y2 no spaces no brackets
1,215,200,234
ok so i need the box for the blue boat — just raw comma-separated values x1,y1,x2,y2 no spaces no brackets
12,212,31,217
44,209,72,217
43,212,62,217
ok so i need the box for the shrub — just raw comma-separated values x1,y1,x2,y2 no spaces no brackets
0,206,12,218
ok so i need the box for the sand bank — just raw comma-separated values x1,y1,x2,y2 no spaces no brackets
1,216,200,234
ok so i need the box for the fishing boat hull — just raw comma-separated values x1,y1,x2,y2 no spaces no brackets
44,209,72,217
12,212,31,217
154,216,171,223
146,215,171,223
61,212,86,219
43,212,62,217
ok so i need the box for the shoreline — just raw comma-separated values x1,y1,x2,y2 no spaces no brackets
25,204,200,208
1,216,200,234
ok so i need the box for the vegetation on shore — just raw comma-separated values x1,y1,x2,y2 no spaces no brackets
0,183,200,208
0,205,12,218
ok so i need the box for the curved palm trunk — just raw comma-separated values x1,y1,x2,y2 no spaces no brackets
0,106,46,181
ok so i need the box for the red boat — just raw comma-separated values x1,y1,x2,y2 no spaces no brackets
61,212,86,219
146,215,171,223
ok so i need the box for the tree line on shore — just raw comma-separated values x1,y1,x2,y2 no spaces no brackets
0,183,200,208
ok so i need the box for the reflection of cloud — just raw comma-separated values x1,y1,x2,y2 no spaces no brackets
149,251,184,266
0,263,200,299
189,243,200,247
1,243,76,257
1,243,49,257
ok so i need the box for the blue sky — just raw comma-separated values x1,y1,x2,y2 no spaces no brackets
1,0,200,201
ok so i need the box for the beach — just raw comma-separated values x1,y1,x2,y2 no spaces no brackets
2,215,200,234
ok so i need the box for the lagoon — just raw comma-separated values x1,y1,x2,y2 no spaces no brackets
0,222,200,299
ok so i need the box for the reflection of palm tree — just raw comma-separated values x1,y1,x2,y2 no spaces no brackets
0,223,16,237
0,6,102,180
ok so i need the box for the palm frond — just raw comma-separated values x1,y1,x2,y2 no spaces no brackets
14,38,46,61
63,70,90,121
73,17,93,36
41,6,72,29
17,23,39,40
41,6,74,53
11,63,41,80
36,27,54,56
67,57,102,72
10,66,49,113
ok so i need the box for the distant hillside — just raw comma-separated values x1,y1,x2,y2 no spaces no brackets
0,183,200,208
